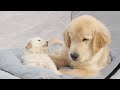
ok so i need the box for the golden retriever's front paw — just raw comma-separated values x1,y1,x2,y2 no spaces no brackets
58,68,70,74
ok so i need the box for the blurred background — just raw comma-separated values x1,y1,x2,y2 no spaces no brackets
0,11,119,51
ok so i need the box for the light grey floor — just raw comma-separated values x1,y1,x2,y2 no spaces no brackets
0,11,71,49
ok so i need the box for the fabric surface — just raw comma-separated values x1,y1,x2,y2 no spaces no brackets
0,48,119,79
0,48,73,79
0,70,20,79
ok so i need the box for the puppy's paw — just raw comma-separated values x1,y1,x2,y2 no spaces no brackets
58,68,68,74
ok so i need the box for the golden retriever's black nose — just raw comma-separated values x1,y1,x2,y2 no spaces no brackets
70,53,79,60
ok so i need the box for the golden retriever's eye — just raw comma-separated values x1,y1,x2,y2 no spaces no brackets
38,40,41,41
83,38,88,42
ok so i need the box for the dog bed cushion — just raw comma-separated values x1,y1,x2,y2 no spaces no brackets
0,69,20,79
0,48,119,79
0,48,73,79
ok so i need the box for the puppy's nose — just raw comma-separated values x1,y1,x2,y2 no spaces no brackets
46,41,48,45
70,52,79,61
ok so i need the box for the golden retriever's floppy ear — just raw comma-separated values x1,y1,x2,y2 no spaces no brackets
64,31,71,48
92,30,111,54
26,41,32,49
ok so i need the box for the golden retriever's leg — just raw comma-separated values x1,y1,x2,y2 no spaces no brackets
49,45,70,69
59,68,100,78
49,51,70,69
48,38,70,68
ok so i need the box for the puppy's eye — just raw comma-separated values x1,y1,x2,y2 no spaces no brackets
83,38,88,42
38,40,41,41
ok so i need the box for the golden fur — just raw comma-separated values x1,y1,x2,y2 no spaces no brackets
49,15,111,78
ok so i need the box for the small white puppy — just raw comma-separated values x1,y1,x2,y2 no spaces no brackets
22,37,61,75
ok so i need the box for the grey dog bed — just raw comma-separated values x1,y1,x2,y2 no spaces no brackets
0,47,119,79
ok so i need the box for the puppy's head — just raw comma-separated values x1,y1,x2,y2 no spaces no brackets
26,37,48,51
64,15,111,62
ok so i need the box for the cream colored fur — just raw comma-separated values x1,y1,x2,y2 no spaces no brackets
22,37,61,75
49,15,111,78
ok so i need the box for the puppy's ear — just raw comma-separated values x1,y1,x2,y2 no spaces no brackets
92,30,111,54
26,41,32,49
64,31,71,48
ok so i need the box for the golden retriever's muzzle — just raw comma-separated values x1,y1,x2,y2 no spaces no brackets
70,52,79,61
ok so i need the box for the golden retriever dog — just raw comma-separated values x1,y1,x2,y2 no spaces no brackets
49,15,111,78
22,37,61,75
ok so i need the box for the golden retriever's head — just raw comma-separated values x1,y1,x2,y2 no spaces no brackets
26,37,48,52
64,15,111,62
